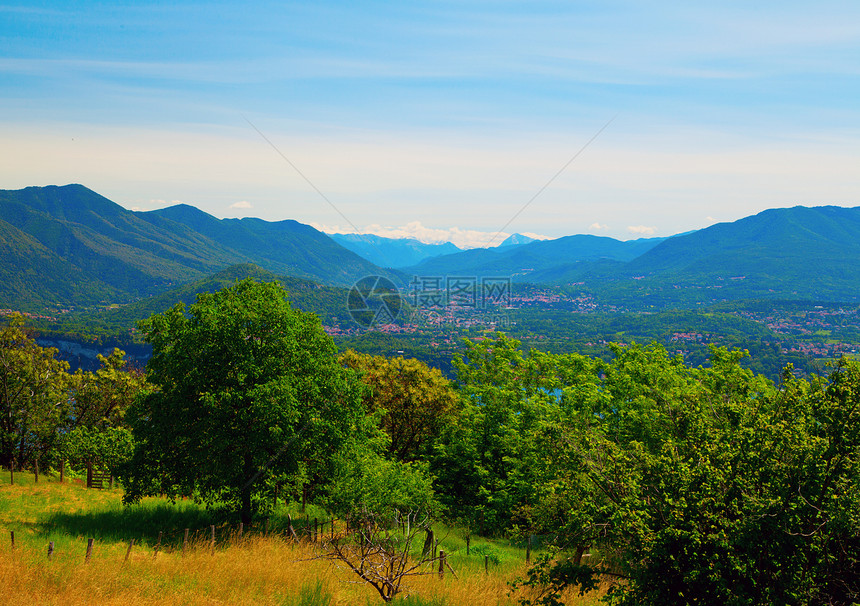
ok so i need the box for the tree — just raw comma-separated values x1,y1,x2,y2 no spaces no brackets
321,509,445,603
339,350,458,463
62,349,145,478
0,313,71,472
120,279,366,523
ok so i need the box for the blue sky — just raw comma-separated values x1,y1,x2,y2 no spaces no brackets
2,1,859,246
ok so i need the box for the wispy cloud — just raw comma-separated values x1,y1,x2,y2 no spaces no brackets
590,222,609,230
229,200,252,209
628,225,657,236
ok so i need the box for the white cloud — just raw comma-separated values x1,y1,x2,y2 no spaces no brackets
589,222,609,230
229,200,252,209
706,216,717,223
313,220,550,249
627,225,657,236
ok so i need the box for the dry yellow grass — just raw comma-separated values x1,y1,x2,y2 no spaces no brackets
0,537,605,605
0,476,605,605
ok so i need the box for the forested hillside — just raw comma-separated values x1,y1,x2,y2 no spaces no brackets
0,184,395,310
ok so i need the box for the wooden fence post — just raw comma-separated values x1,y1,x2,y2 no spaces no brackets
34,459,39,483
10,531,14,550
314,518,318,542
466,534,470,555
423,528,434,557
265,518,270,537
526,535,531,563
59,460,64,483
124,539,134,562
238,522,243,541
439,550,445,578
182,528,189,555
484,554,489,574
287,514,298,542
331,518,335,540
10,461,14,485
85,538,93,562
47,541,54,560
210,525,216,553
154,532,162,559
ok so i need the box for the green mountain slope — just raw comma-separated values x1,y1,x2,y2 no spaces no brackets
141,204,390,285
0,184,396,311
611,205,860,302
0,217,120,309
77,264,353,334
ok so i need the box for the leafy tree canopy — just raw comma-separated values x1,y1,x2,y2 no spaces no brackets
120,279,366,523
340,350,458,463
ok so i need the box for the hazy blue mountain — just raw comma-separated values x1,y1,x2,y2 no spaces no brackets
498,233,538,247
405,234,665,279
0,184,396,311
328,233,461,268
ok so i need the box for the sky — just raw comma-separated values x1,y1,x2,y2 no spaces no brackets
2,1,859,247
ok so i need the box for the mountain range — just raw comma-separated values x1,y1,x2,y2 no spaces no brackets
3,184,860,314
403,234,666,279
0,184,397,310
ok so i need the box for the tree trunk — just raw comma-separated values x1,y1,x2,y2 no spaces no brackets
241,454,253,525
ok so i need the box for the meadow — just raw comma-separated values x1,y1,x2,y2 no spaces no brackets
0,470,602,605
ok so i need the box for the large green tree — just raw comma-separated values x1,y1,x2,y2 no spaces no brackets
121,279,366,523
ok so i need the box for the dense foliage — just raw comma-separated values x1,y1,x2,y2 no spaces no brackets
0,314,71,470
340,350,459,463
0,313,142,476
120,279,371,523
442,335,860,605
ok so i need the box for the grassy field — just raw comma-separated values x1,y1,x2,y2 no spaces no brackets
0,470,602,605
